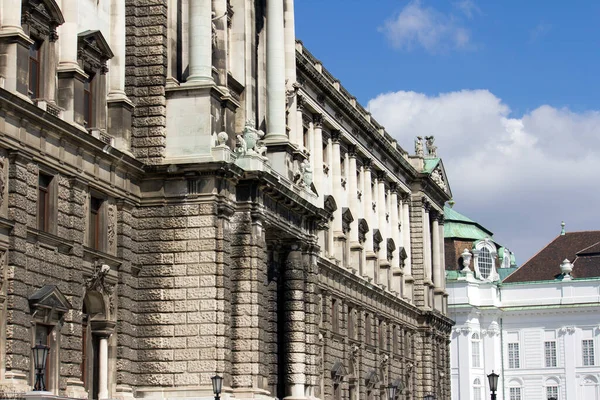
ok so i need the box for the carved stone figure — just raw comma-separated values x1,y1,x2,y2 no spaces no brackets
431,167,447,191
285,79,302,108
295,158,313,188
216,131,229,147
235,120,266,158
85,264,113,295
425,135,437,157
415,136,424,157
107,204,116,252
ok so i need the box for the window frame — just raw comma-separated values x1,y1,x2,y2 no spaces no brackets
508,342,520,369
472,333,482,368
545,340,557,368
582,339,595,366
546,385,558,400
473,378,483,400
28,39,42,99
331,299,339,334
509,387,522,400
37,172,56,234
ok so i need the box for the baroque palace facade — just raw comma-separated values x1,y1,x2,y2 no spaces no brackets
0,1,453,399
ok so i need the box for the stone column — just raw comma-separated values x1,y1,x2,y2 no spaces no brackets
431,214,443,311
265,0,287,142
402,195,413,301
362,158,375,281
390,186,402,295
331,131,343,261
284,246,306,399
1,0,23,31
284,0,297,144
303,244,319,399
377,172,389,287
295,95,305,148
423,203,433,309
213,0,229,85
348,146,361,272
108,0,127,100
58,0,79,69
91,321,115,400
438,216,448,313
312,114,324,206
187,0,213,83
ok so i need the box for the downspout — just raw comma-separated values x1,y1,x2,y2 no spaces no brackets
500,317,505,400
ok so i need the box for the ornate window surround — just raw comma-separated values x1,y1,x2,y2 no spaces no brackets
472,238,498,281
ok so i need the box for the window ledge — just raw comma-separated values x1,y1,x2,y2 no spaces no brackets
26,227,73,254
83,246,122,269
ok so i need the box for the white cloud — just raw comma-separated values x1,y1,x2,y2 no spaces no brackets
379,0,473,53
368,90,600,263
454,0,480,19
529,22,552,43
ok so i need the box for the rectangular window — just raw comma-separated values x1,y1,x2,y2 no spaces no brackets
331,299,339,333
37,173,53,232
509,387,522,400
472,339,481,368
508,342,520,369
473,387,482,400
348,308,355,340
89,196,103,250
83,74,94,128
546,386,558,399
583,339,595,366
29,41,42,99
545,341,557,367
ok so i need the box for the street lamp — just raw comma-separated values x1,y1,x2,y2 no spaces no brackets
386,384,397,400
424,394,435,400
32,341,50,391
211,375,223,400
487,371,499,400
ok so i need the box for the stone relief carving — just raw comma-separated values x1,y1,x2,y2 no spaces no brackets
236,120,267,159
559,326,576,335
0,155,5,207
415,136,424,157
0,251,6,288
295,158,313,188
431,167,447,191
107,203,116,252
425,135,437,157
85,264,114,296
285,79,302,109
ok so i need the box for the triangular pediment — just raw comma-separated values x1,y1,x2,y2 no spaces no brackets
365,369,380,387
424,158,452,197
78,30,115,61
324,195,338,215
331,360,347,379
373,229,383,244
29,285,71,314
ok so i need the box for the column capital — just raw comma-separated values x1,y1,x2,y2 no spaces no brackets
331,129,342,143
347,144,357,157
376,170,387,182
312,113,324,128
362,157,373,170
297,94,305,111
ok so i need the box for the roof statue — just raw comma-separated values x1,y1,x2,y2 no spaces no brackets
425,135,437,157
561,221,566,235
415,136,424,157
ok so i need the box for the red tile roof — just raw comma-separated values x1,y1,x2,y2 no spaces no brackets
503,231,600,283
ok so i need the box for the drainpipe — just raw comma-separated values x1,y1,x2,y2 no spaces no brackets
500,317,505,400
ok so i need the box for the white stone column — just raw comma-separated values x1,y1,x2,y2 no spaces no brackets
438,217,447,312
347,147,359,244
1,0,23,31
390,186,402,295
284,0,297,143
432,214,443,311
331,131,343,261
187,0,213,83
377,172,389,287
98,336,109,399
362,159,375,281
423,203,433,309
295,95,305,148
312,114,324,207
59,0,80,69
401,196,413,301
107,0,127,99
265,0,287,141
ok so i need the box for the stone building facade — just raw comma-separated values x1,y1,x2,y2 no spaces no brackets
0,1,453,400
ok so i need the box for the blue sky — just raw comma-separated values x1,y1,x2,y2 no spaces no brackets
296,0,600,116
295,1,600,264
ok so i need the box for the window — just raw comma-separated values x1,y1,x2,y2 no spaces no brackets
38,173,53,232
583,339,595,366
478,247,493,278
83,74,94,128
473,378,483,400
509,387,522,400
508,342,520,368
28,40,42,99
545,341,557,367
365,314,371,345
472,333,481,368
331,299,339,333
348,308,355,340
89,196,103,250
546,385,558,399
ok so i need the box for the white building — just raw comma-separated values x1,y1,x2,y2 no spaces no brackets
446,213,600,400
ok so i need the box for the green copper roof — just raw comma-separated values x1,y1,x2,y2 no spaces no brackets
423,158,440,173
444,206,476,223
444,205,494,240
498,267,517,281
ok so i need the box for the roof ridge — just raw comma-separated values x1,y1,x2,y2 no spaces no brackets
576,240,600,255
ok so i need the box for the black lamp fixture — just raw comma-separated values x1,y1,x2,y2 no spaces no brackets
548,398,557,400
32,341,50,391
211,375,223,400
386,384,397,400
487,370,499,400
424,394,436,400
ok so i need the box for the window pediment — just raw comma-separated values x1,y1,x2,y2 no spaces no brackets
22,0,65,41
342,207,354,233
331,360,347,383
358,218,369,243
324,194,338,215
387,238,396,260
78,30,114,74
28,285,71,323
365,369,380,388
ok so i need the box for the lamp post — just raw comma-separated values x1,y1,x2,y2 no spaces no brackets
487,371,499,400
32,341,50,391
211,375,223,400
386,384,397,400
424,394,435,400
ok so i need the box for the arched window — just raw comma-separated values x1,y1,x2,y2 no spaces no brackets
478,247,493,278
471,333,481,368
473,378,483,400
545,378,559,399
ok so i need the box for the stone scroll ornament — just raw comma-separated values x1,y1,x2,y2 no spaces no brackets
235,120,267,158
